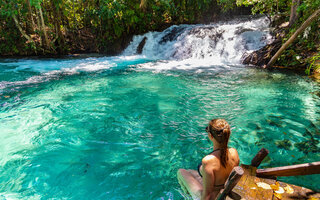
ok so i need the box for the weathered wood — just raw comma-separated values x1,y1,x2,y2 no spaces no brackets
256,161,320,177
216,166,244,200
229,165,275,200
251,148,269,167
220,165,320,200
273,181,320,200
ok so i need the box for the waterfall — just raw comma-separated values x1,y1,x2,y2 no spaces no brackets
123,16,273,65
0,16,273,91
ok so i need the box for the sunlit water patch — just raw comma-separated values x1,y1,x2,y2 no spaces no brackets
0,16,319,200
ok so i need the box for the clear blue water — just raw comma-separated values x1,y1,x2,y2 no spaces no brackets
0,55,319,199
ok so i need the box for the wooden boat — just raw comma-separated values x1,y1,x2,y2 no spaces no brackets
216,148,320,200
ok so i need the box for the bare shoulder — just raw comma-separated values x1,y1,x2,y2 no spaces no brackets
228,148,240,165
202,155,220,171
228,147,239,155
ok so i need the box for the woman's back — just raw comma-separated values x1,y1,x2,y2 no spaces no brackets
202,148,239,186
177,119,240,200
199,147,239,199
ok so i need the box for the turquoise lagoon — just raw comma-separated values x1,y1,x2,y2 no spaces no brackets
0,56,319,199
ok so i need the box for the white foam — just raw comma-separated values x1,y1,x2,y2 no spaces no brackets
1,17,272,89
0,55,145,90
123,16,272,64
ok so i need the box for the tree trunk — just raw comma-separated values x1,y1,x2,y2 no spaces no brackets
266,8,320,68
35,8,42,46
25,0,35,33
12,14,34,44
38,2,50,49
51,1,65,53
289,0,300,27
72,0,77,28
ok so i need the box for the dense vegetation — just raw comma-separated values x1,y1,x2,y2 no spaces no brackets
220,0,320,73
0,0,319,73
0,0,223,56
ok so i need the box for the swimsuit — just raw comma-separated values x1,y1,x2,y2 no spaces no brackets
197,149,225,190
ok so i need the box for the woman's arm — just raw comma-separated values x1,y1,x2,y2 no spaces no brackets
201,157,218,200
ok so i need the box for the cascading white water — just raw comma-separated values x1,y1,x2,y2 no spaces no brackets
123,16,273,65
0,16,273,91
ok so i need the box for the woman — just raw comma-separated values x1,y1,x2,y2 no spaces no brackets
177,119,240,200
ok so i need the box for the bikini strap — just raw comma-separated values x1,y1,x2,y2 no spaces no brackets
210,148,221,154
213,183,225,191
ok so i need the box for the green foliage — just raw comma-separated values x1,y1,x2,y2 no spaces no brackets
217,0,237,11
275,19,320,69
305,52,320,75
226,0,320,71
0,0,219,55
0,20,23,55
297,0,320,13
238,0,289,15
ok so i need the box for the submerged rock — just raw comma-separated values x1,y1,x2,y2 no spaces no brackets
275,139,292,150
266,118,283,127
294,140,320,154
137,37,147,54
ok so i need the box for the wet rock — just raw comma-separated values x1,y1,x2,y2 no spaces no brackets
188,27,224,41
235,28,254,35
159,26,186,44
275,139,292,150
240,15,291,68
242,38,282,67
137,37,147,54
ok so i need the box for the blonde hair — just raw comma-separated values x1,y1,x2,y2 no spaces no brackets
206,119,231,167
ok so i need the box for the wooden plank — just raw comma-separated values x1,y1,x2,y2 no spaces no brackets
251,148,269,167
256,161,320,177
223,165,320,200
272,181,320,200
228,165,276,200
217,166,244,200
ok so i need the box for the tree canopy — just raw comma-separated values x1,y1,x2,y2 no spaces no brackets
0,0,220,55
